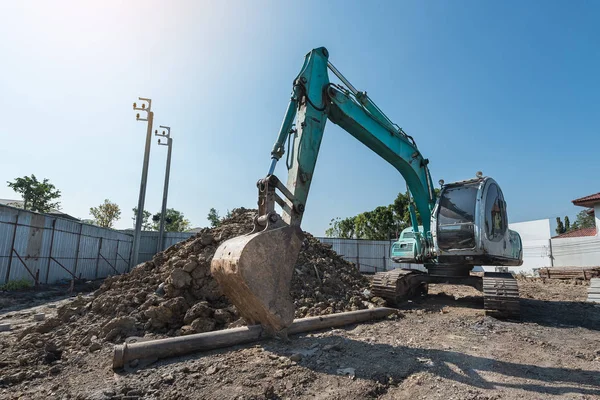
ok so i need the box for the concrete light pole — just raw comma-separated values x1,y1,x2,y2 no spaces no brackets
131,97,154,269
155,126,173,253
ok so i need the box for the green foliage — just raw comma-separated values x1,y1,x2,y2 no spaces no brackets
355,205,396,240
575,209,595,229
556,210,594,235
325,217,356,239
7,174,61,213
132,207,153,230
152,208,191,232
326,188,441,239
555,217,566,235
207,208,233,228
90,199,121,228
0,279,32,291
207,208,221,227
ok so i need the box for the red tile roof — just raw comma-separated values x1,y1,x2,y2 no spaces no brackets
572,192,600,207
553,227,597,239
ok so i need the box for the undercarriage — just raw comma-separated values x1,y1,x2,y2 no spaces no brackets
371,266,520,320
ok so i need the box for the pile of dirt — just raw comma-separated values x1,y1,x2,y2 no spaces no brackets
1,208,373,384
87,208,372,338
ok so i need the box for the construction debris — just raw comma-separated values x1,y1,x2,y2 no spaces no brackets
538,267,600,280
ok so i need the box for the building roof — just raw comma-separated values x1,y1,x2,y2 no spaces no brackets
0,199,80,221
572,192,600,208
553,227,597,239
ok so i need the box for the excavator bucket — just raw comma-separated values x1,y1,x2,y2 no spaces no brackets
211,224,304,333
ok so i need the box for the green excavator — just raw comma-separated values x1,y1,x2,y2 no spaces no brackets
211,47,523,334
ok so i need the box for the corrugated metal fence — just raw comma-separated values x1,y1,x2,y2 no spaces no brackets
316,237,417,274
0,205,193,285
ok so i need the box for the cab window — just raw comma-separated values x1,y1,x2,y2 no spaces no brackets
437,184,478,250
485,183,506,241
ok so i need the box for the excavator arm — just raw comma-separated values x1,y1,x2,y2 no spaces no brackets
267,47,435,241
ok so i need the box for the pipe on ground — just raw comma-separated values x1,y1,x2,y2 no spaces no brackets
113,307,396,369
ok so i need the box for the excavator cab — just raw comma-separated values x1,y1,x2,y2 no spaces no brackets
431,176,523,267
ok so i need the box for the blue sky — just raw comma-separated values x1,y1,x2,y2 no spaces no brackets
0,1,598,235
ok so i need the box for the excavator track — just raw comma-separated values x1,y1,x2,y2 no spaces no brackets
482,272,520,320
371,269,427,306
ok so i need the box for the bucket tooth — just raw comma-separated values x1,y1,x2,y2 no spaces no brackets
211,225,304,333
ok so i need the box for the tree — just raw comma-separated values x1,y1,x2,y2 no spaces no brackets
555,217,566,235
574,209,595,229
132,207,153,230
7,174,61,213
325,217,356,238
326,188,442,240
564,216,570,232
152,208,191,232
207,208,221,227
89,199,121,228
355,205,396,240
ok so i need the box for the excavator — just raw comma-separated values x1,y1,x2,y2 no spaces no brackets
211,47,523,334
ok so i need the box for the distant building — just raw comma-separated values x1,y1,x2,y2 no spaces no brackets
553,192,599,238
0,198,80,222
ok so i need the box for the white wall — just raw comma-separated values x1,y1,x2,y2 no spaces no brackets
551,236,600,267
476,219,552,275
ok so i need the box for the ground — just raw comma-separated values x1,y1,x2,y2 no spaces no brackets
0,279,599,400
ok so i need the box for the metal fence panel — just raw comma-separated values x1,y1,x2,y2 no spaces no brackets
317,237,418,273
138,232,194,263
0,205,138,285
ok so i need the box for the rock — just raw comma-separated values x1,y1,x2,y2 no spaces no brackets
191,318,216,333
180,325,195,335
155,282,165,296
89,342,102,352
35,317,61,333
183,261,198,273
323,344,342,351
0,324,10,332
205,365,218,375
371,297,387,307
213,308,233,325
102,316,136,340
161,373,174,384
144,297,189,328
273,370,284,379
170,269,192,289
289,353,302,362
33,313,45,321
200,233,214,245
49,364,62,374
184,301,213,324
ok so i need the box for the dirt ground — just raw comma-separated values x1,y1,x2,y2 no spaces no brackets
1,278,599,400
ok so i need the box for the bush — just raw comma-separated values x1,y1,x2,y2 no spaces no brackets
0,279,33,291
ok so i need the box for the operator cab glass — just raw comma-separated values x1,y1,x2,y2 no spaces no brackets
436,183,478,250
484,183,507,242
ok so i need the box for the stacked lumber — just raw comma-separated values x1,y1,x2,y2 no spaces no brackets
538,267,600,280
588,278,600,303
